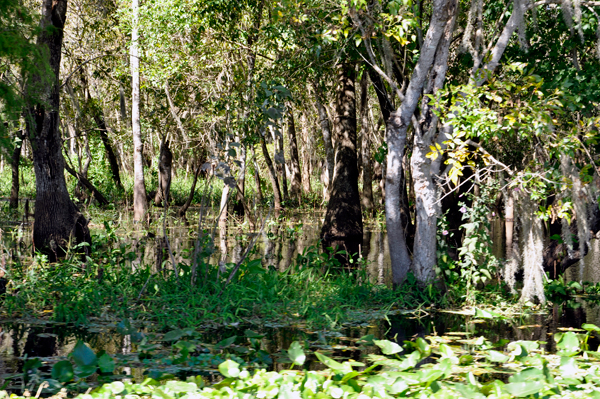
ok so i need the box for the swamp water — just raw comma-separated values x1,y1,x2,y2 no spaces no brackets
1,206,600,392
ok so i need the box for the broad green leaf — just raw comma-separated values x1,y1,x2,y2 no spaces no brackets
556,331,580,356
218,360,240,378
374,339,403,355
71,341,97,367
288,341,306,366
51,360,74,383
486,350,509,363
504,381,544,397
216,336,237,349
98,353,115,374
582,323,600,332
163,330,184,341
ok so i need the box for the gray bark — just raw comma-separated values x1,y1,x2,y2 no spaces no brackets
359,72,374,215
286,110,302,202
131,0,148,222
314,82,334,201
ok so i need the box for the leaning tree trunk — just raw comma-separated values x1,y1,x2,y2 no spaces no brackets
9,129,25,209
320,63,363,256
92,104,123,189
260,135,282,210
286,111,302,202
25,0,90,261
131,0,148,222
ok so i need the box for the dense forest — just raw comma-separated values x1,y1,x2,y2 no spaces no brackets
1,0,600,396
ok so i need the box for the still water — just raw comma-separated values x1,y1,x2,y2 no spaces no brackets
1,205,600,392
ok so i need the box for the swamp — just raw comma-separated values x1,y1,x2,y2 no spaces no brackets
1,0,600,397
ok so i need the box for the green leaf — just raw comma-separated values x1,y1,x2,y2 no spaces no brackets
51,361,74,383
582,324,600,332
98,353,115,374
288,341,306,366
556,331,580,356
218,360,240,378
215,336,237,349
163,330,184,341
504,381,544,397
374,339,403,355
71,341,97,367
486,350,509,363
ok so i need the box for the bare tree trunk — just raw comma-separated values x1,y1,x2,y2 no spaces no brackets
25,0,90,261
300,113,312,195
9,130,25,209
314,82,334,201
92,107,123,189
321,63,363,256
179,162,201,217
274,129,289,202
260,136,282,210
155,140,173,206
383,0,457,284
359,72,374,216
131,0,148,222
409,0,457,284
286,111,302,202
251,147,263,203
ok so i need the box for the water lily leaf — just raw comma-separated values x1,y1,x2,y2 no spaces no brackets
98,353,115,374
71,341,97,367
315,352,353,374
106,381,126,395
218,360,240,378
504,381,544,397
374,339,403,355
416,338,431,356
486,350,509,363
164,381,197,393
582,323,600,332
556,331,580,356
51,360,74,383
288,341,306,366
454,383,486,399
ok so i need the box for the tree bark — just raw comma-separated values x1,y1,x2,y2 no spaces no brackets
286,110,302,202
131,0,148,221
314,82,334,201
251,147,264,203
9,130,25,209
154,140,173,206
260,135,282,210
274,128,289,202
25,0,90,261
359,72,374,216
321,63,363,256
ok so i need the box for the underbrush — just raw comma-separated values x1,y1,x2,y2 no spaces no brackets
1,224,450,330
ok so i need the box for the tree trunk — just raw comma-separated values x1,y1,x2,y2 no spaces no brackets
179,162,201,217
300,113,312,195
410,0,457,284
9,130,25,209
383,0,456,284
274,128,288,202
251,147,263,203
260,135,282,210
286,111,302,202
131,0,148,221
321,63,363,256
92,105,123,189
359,72,374,216
154,140,173,206
25,0,90,261
314,82,334,201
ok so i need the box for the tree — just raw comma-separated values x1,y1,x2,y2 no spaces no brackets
24,0,90,261
131,0,148,222
321,62,363,255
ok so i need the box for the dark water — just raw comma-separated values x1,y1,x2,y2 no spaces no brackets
1,206,600,391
